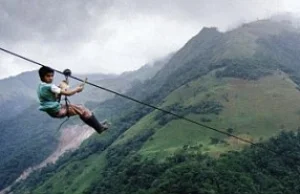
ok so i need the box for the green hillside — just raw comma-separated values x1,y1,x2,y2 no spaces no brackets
9,18,300,194
129,71,300,157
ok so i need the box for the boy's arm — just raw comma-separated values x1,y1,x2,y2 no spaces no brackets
51,84,83,97
60,86,83,96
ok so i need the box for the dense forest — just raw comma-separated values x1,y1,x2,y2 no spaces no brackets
12,130,300,194
88,130,300,194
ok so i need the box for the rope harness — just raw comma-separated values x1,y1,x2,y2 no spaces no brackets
62,69,72,118
55,69,73,130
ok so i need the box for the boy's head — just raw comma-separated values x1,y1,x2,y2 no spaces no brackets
39,66,54,83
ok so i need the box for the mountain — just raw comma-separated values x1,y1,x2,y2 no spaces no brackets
72,54,171,106
0,71,38,122
0,57,168,192
7,17,300,193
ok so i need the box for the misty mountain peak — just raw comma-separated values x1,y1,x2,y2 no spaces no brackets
238,18,297,37
193,27,222,42
199,27,220,34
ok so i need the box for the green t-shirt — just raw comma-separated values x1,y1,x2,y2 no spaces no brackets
37,82,61,114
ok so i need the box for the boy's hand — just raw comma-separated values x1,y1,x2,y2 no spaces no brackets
76,86,84,93
79,78,88,88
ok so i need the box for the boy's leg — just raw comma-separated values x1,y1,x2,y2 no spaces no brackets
67,104,109,134
55,104,92,118
66,104,92,119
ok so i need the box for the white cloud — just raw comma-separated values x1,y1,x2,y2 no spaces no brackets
1,0,300,79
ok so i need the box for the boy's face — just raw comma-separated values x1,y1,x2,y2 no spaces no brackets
43,72,54,83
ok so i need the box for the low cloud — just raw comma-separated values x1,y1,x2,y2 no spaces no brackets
0,0,299,79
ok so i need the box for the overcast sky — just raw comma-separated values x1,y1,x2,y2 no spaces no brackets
1,0,300,79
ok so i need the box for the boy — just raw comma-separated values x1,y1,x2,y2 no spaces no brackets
37,66,109,134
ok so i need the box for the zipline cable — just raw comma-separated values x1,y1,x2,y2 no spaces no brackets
0,47,294,157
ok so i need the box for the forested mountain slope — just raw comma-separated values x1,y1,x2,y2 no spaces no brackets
9,18,300,194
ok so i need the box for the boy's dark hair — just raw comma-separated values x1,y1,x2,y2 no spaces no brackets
39,66,54,81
